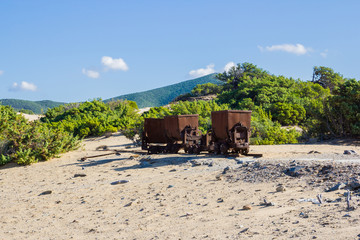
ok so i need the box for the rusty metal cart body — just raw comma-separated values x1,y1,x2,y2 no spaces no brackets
209,110,251,155
141,118,168,154
142,115,203,154
164,114,202,153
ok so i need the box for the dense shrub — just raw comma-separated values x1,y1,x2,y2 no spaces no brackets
0,105,80,165
270,102,306,126
41,99,140,138
172,83,222,102
251,108,301,145
324,79,360,137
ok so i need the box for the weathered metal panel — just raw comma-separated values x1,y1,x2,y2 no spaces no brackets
211,110,252,141
164,115,199,141
144,118,167,143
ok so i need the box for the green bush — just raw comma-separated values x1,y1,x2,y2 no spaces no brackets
323,79,360,137
271,102,306,125
0,105,80,165
42,99,140,138
251,107,301,145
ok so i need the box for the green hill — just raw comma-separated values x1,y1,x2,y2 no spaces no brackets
0,74,221,113
104,74,221,108
0,99,65,114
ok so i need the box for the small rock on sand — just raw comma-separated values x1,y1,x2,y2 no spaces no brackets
111,180,129,185
276,185,286,192
74,173,87,177
243,205,252,210
39,190,52,196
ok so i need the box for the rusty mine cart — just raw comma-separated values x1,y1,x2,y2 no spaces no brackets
141,114,202,154
141,110,251,155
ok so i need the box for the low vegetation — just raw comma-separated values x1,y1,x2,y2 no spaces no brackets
41,99,140,138
215,63,359,139
0,105,80,165
1,62,358,166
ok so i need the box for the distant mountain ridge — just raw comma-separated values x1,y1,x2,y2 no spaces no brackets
104,74,221,108
0,99,65,114
0,74,221,113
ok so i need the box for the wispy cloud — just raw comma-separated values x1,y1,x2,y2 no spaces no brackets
82,68,100,79
224,62,236,72
0,70,3,76
102,56,128,71
258,43,311,55
320,49,328,58
10,81,37,92
189,64,215,78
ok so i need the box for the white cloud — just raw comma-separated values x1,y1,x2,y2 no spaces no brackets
320,49,328,58
0,70,3,76
101,56,128,71
10,81,37,92
82,68,100,79
224,62,236,72
259,43,311,55
189,64,215,78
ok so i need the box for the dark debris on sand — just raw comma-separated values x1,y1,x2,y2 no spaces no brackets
224,160,360,194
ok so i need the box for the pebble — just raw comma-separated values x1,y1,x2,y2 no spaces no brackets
308,150,321,154
344,150,357,155
222,166,233,174
190,160,202,166
39,190,52,196
140,161,151,168
325,182,346,192
124,202,132,207
243,205,252,210
284,166,305,177
111,180,129,185
299,212,309,218
74,173,87,177
276,185,286,192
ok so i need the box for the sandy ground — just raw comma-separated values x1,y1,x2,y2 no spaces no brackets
1,133,360,240
17,113,43,121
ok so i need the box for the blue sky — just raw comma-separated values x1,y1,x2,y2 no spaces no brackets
1,0,359,102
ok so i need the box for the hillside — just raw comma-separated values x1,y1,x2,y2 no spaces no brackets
0,74,221,113
104,74,221,108
0,99,65,114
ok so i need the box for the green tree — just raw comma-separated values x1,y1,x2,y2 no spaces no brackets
324,79,360,136
216,62,269,90
312,66,345,92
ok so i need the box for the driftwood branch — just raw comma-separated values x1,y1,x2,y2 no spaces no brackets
346,190,351,211
317,194,323,204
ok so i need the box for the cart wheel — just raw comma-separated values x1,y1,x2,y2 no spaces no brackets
193,145,201,155
214,144,220,155
188,146,194,154
171,145,180,154
241,149,249,155
220,144,228,155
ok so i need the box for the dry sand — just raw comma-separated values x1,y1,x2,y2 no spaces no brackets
1,133,360,239
17,113,43,122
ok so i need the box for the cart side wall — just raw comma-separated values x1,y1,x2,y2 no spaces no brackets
164,115,199,141
211,110,252,141
144,118,167,143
